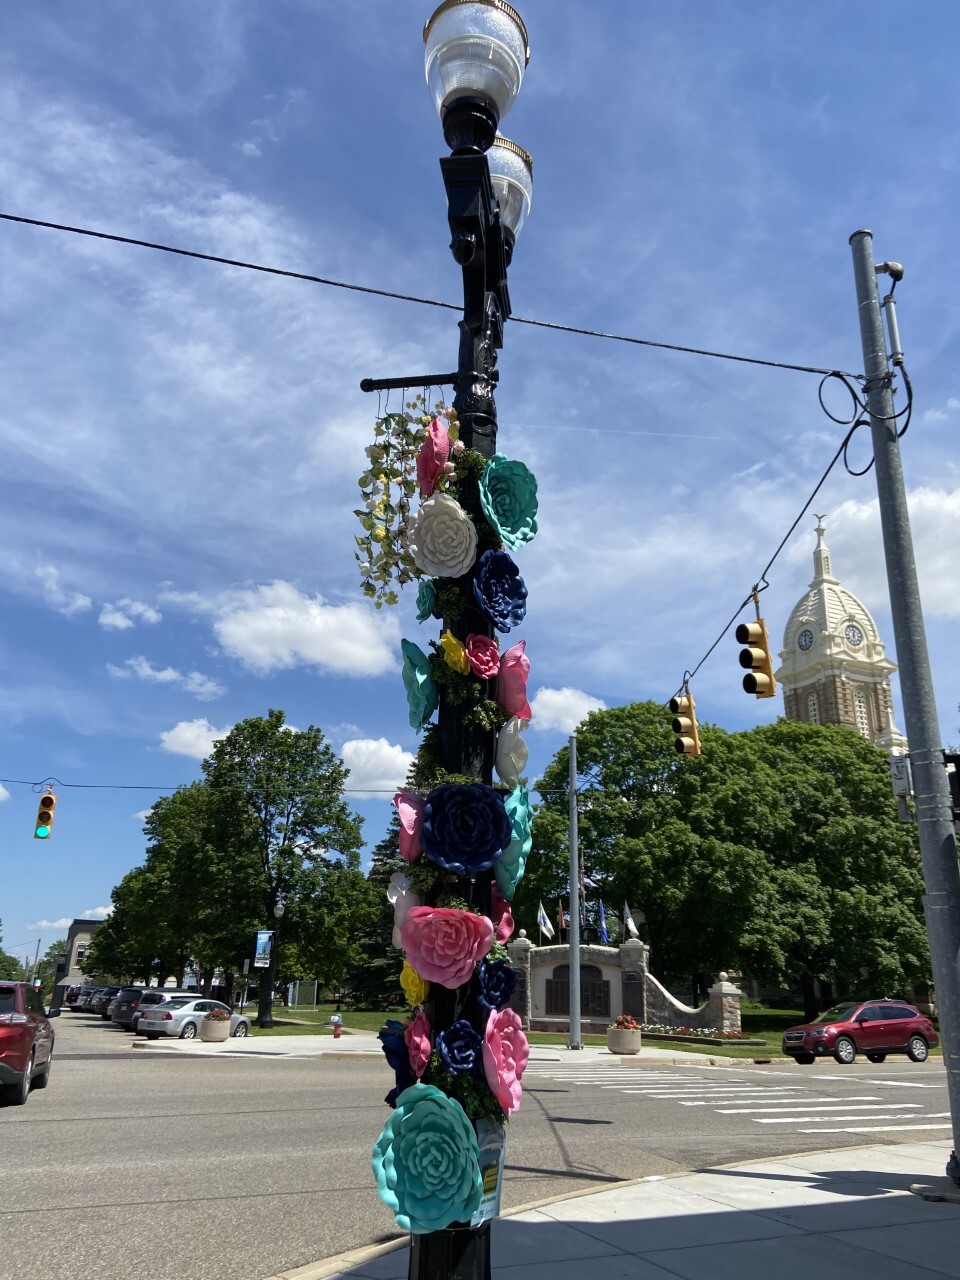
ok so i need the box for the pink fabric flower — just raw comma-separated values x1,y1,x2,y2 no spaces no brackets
400,907,494,990
497,640,531,720
393,790,425,864
490,883,515,943
483,1007,529,1115
404,1009,431,1079
416,417,450,497
465,634,500,680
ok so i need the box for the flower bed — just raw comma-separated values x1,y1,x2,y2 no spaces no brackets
640,1024,767,1046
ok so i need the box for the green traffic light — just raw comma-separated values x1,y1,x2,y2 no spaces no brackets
35,825,51,839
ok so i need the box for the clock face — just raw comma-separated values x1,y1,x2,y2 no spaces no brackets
798,629,814,652
845,623,864,646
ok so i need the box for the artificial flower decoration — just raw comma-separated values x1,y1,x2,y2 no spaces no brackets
401,639,439,731
497,639,531,719
494,715,529,788
392,790,425,864
372,1083,483,1233
400,907,494,990
482,1007,530,1115
479,452,539,550
490,883,515,943
421,783,512,876
436,1019,483,1077
400,959,430,1009
416,578,439,623
416,416,450,497
494,784,532,901
464,633,500,679
408,493,478,579
404,1009,431,1079
440,629,471,675
379,1019,416,1107
473,549,527,633
477,957,518,1011
388,872,421,950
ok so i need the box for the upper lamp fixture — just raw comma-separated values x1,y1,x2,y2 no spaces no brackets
274,902,285,921
424,0,530,154
487,135,532,247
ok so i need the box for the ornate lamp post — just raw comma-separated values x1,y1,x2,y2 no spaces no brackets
259,900,285,1030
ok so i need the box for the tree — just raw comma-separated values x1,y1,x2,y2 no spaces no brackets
521,703,929,1018
202,709,364,1025
0,921,24,980
35,939,67,997
345,813,407,1010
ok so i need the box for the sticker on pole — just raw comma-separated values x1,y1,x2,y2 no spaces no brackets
470,1120,506,1227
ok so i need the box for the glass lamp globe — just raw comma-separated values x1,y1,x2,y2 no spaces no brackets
487,135,533,243
424,1,529,150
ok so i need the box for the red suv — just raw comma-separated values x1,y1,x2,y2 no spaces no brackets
782,999,938,1065
0,982,58,1105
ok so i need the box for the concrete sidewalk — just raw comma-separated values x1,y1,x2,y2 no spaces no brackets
290,1140,960,1280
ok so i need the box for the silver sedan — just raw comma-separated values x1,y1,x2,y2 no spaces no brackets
137,998,251,1040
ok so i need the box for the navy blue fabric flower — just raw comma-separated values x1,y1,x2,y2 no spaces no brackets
477,957,517,1011
436,1019,483,1076
379,1019,415,1107
421,783,512,876
472,550,527,634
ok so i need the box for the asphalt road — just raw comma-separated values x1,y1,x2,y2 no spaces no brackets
0,1014,950,1280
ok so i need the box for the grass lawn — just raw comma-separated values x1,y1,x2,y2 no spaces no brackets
244,1004,405,1034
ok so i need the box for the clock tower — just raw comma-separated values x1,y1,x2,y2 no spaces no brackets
776,518,907,752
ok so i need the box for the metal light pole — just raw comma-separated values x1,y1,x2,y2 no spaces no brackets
567,733,582,1049
258,901,285,1031
849,229,960,1185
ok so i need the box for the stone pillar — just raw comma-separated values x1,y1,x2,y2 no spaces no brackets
506,930,533,1029
618,938,647,1023
707,972,742,1033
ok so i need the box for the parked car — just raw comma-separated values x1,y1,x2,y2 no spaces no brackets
782,1000,939,1064
64,986,82,1007
138,998,251,1041
92,986,122,1019
111,986,145,1030
0,981,58,1105
132,989,201,1034
74,988,98,1012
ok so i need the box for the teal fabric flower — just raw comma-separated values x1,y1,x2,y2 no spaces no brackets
479,453,538,551
416,578,438,623
401,639,439,731
494,784,532,901
372,1082,483,1233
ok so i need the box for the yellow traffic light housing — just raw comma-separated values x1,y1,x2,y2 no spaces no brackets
736,616,777,698
669,686,701,756
34,790,57,840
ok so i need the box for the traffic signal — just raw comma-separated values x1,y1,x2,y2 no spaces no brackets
669,687,701,756
34,791,57,840
736,618,777,698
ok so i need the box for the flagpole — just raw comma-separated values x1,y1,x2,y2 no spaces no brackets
568,732,582,1051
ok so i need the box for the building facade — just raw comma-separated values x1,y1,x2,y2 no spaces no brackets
50,918,102,1008
776,518,907,752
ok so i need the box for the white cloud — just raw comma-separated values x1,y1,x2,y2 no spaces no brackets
133,809,151,822
107,655,225,700
0,784,9,802
36,565,92,618
99,599,162,630
340,737,414,797
159,718,232,760
237,140,262,157
29,917,73,930
81,905,113,920
530,687,608,735
209,581,398,677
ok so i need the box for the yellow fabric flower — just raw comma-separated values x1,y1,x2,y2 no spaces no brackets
400,960,430,1008
440,629,471,675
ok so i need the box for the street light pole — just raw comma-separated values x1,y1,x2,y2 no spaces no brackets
849,230,960,1185
258,900,285,1031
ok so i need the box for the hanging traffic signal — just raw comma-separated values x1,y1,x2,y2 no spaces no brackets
669,687,701,756
34,791,57,840
736,617,777,699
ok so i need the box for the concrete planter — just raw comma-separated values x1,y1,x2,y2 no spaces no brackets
606,1027,642,1055
199,1018,231,1043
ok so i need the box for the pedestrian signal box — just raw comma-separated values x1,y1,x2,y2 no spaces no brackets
34,792,57,840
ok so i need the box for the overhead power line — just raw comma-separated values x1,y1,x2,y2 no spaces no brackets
0,212,859,379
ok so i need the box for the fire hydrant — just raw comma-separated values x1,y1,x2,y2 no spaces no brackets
331,1013,342,1040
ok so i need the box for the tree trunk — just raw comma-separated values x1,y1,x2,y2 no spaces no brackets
800,974,819,1022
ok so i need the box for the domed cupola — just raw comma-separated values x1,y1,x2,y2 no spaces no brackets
776,518,906,752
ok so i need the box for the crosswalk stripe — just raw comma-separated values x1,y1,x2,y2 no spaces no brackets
705,1097,884,1110
753,1107,924,1123
800,1119,951,1133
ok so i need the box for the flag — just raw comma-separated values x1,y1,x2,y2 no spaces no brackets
537,901,555,940
557,901,569,934
623,901,640,939
599,900,609,944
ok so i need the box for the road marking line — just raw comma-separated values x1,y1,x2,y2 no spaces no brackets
800,1119,951,1133
705,1097,884,1110
752,1107,925,1123
858,1080,943,1088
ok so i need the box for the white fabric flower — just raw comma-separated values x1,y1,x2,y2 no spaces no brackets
388,872,421,949
408,493,478,579
495,715,529,788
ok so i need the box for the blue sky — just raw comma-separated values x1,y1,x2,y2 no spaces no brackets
2,1,958,962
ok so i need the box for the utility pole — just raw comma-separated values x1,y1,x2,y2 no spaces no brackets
850,229,960,1185
567,733,582,1050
